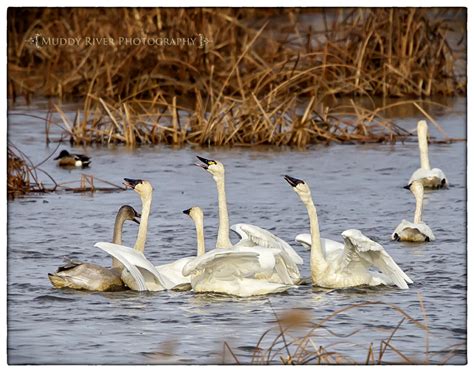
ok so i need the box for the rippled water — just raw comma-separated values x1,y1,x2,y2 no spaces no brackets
7,99,466,364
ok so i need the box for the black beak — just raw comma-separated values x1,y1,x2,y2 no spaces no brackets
53,155,61,160
183,208,192,215
132,217,141,224
123,178,142,189
284,175,305,187
403,184,411,190
195,155,214,170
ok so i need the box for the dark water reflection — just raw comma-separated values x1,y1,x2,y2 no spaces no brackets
7,98,466,364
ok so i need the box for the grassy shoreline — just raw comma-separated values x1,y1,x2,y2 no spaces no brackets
8,8,466,147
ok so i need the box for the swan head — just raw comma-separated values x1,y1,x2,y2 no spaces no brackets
284,175,312,203
195,156,224,178
118,205,141,224
183,206,204,221
417,120,428,134
54,150,71,160
123,178,153,198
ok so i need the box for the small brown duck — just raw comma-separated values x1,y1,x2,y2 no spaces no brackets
48,205,140,291
54,149,91,168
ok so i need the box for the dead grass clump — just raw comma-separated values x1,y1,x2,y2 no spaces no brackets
7,144,50,198
50,95,414,147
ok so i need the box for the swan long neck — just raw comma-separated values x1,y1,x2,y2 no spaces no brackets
194,214,206,257
134,193,152,253
111,211,126,269
418,121,431,170
412,183,424,224
214,173,232,248
303,194,327,284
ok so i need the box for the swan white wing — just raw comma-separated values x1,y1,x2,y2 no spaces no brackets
392,220,435,241
295,234,345,257
156,257,195,288
340,229,413,289
231,223,303,265
182,249,261,278
92,243,147,291
236,246,294,285
295,233,311,250
94,242,176,290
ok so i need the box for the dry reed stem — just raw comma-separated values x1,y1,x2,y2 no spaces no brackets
223,295,463,365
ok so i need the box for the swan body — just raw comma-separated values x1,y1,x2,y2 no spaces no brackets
54,149,91,168
407,120,447,188
392,180,435,242
285,175,413,289
195,156,302,283
408,168,447,188
48,205,141,292
294,232,412,288
182,249,294,297
48,261,124,291
181,206,295,296
392,220,435,242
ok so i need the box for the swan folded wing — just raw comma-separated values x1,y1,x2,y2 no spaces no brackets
340,231,413,289
295,234,345,257
94,242,175,290
182,249,261,278
231,223,303,265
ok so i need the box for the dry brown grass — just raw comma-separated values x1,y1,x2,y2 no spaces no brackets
8,8,466,146
222,296,465,365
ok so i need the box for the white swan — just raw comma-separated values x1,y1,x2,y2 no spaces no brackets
48,205,147,291
285,175,413,289
95,178,175,291
392,180,435,242
181,206,295,297
407,120,447,188
195,156,302,283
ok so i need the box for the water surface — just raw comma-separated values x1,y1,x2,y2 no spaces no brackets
7,99,466,364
